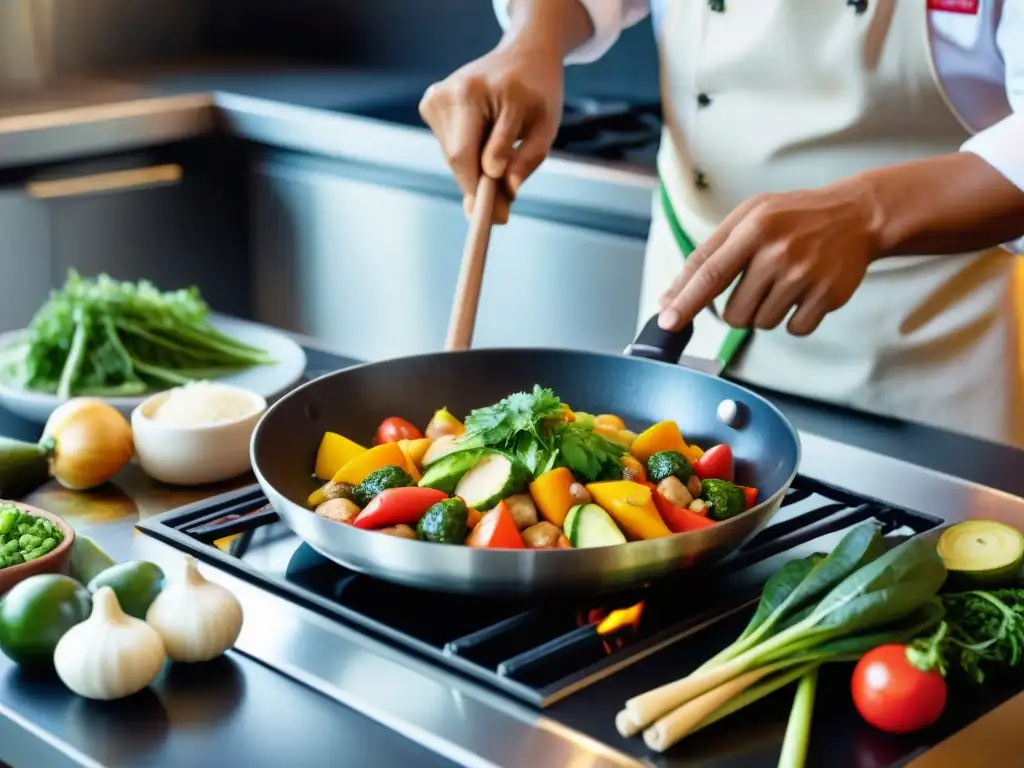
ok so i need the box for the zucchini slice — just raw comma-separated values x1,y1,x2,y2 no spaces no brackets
937,520,1024,585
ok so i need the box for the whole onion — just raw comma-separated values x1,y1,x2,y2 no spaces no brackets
42,398,134,490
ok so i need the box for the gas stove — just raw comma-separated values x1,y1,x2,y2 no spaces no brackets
135,431,1024,768
345,94,662,166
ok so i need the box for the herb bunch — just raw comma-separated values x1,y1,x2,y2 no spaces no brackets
459,385,626,481
908,589,1024,683
0,271,274,398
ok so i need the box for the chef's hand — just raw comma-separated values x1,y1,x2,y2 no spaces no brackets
657,182,881,336
419,40,564,224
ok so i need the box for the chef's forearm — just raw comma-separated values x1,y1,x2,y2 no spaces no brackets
503,0,595,57
857,153,1024,258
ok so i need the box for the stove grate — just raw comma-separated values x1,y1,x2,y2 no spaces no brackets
137,475,942,708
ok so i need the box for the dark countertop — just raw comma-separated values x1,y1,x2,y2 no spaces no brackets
0,341,1022,768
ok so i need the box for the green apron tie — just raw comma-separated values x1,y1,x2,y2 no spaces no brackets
658,178,750,370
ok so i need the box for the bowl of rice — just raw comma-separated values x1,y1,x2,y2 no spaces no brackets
131,381,267,486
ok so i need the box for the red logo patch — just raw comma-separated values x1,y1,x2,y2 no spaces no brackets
928,0,980,14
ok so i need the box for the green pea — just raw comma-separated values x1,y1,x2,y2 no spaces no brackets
18,534,41,549
7,553,24,566
0,510,17,535
16,524,30,535
3,540,18,555
39,537,56,552
22,547,45,562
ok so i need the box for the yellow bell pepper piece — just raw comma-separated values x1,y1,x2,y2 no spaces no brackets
314,432,367,480
528,467,576,527
585,481,672,540
629,421,689,465
686,443,705,463
331,442,413,486
399,438,432,468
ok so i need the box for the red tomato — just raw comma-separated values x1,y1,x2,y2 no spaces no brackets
465,502,525,549
375,417,423,444
851,645,947,734
694,444,734,482
740,486,758,510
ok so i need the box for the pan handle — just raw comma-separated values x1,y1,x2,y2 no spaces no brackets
624,315,694,364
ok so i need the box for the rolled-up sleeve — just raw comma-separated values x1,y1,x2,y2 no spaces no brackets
493,0,650,65
960,0,1024,252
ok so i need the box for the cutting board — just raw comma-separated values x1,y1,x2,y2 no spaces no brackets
908,690,1024,767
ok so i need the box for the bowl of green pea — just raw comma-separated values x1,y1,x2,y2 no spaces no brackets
0,502,75,595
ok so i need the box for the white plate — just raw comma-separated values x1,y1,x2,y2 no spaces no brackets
0,315,308,424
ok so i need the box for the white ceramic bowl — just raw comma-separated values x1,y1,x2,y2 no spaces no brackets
131,386,267,486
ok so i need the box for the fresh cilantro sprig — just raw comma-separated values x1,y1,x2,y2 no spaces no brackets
460,385,625,481
461,385,564,447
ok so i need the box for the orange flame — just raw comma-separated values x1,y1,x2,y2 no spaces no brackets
596,602,645,636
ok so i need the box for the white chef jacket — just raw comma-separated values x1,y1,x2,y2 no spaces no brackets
495,0,1024,252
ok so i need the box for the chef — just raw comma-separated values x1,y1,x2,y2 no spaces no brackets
419,0,1024,447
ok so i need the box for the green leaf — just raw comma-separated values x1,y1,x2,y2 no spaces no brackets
810,535,947,629
739,554,825,642
462,385,563,449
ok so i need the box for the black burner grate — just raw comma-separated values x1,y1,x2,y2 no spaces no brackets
137,476,941,708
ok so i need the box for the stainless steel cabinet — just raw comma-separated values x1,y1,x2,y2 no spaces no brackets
251,156,647,361
0,189,51,331
40,146,250,317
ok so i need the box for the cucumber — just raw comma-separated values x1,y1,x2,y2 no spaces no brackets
937,520,1024,586
0,437,50,499
452,451,527,511
565,503,626,548
419,449,485,493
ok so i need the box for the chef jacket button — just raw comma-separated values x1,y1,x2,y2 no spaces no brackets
847,0,868,13
694,171,710,191
697,93,712,108
708,0,725,11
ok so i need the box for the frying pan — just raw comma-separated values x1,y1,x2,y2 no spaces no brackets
252,177,801,596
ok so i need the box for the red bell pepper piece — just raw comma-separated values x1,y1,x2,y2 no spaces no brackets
740,486,758,510
694,444,734,482
465,501,525,549
643,482,716,533
353,487,448,530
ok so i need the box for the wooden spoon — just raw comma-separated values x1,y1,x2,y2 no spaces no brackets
444,175,499,352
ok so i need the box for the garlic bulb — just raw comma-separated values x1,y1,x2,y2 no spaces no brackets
54,587,166,700
146,556,243,662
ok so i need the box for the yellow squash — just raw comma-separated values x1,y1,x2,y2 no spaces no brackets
586,481,672,540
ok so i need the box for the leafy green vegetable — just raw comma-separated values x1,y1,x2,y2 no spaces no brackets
908,588,1024,683
553,422,626,482
0,271,274,397
461,385,563,447
623,522,946,750
458,386,625,481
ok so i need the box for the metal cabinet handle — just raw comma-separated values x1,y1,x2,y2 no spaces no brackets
25,164,182,199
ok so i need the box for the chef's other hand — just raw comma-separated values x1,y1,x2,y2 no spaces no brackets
419,39,564,224
657,182,881,336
